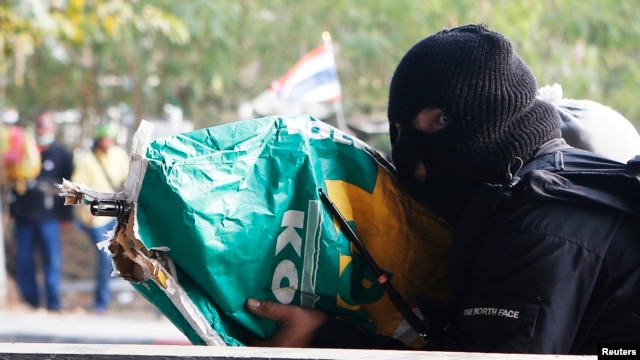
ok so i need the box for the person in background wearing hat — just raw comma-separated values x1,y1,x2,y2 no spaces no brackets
9,111,74,312
244,24,640,354
71,123,129,313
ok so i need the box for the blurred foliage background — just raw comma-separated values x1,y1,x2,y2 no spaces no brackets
1,0,639,149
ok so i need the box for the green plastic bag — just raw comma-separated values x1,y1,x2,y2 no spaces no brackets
62,114,451,347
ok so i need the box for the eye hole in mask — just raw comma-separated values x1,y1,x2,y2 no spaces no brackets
390,107,450,146
412,108,451,134
390,122,401,145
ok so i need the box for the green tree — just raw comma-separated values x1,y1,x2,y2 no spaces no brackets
2,0,639,133
2,0,188,144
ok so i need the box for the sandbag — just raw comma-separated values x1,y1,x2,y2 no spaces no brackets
60,115,451,347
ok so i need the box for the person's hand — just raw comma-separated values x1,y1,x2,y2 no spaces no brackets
245,298,327,347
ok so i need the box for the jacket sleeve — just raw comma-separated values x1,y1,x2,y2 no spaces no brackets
441,217,605,354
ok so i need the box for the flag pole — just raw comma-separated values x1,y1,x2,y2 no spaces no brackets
322,31,347,131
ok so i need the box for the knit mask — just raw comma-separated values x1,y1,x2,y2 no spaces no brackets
387,24,561,223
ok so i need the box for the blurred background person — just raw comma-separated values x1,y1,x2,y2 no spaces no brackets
71,123,130,313
8,111,74,312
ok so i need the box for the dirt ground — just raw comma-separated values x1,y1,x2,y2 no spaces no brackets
3,215,161,318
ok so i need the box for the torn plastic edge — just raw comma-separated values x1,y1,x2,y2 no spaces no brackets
58,119,226,346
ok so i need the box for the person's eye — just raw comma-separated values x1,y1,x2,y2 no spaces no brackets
436,113,451,126
413,108,449,133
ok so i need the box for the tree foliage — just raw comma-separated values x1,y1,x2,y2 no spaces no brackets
1,0,639,142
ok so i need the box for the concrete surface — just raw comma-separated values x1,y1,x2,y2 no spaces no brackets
0,342,599,360
0,309,191,345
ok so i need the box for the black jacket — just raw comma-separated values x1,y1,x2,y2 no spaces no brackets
9,142,74,222
443,152,640,353
314,142,640,354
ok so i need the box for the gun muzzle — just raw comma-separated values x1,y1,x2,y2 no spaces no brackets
90,199,131,217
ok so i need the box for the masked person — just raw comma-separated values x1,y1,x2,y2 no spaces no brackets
244,24,640,354
9,111,74,312
71,123,130,313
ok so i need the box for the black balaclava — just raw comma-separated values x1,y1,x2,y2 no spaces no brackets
388,24,561,224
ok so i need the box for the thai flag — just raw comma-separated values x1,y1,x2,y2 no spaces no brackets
270,43,342,103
